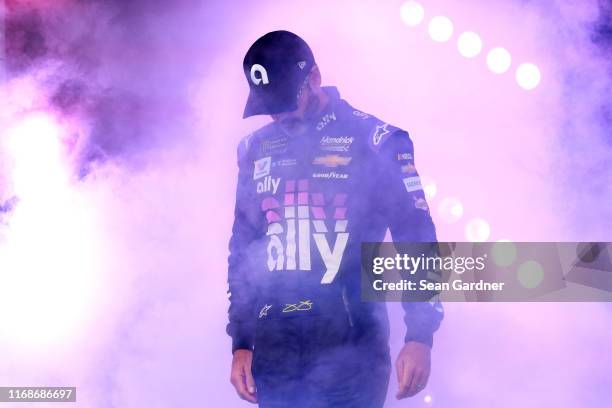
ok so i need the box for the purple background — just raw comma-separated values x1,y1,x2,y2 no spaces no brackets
1,0,611,406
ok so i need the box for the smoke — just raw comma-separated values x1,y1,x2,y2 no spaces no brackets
0,1,248,406
0,0,611,407
550,0,612,240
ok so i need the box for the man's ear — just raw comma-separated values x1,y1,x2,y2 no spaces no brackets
309,65,322,89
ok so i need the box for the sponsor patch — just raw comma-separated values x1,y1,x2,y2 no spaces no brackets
319,135,354,152
372,123,390,145
401,163,417,174
253,156,271,180
413,195,429,211
273,158,297,167
397,152,413,161
353,110,370,119
316,112,337,131
260,137,288,154
257,176,281,194
312,171,349,180
403,176,422,192
313,155,352,168
261,179,350,284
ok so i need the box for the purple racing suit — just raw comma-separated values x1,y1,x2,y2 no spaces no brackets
227,87,443,407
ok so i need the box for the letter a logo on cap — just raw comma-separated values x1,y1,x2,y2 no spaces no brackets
250,64,269,86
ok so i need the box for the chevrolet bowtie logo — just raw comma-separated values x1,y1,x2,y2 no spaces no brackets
312,155,352,168
282,300,313,313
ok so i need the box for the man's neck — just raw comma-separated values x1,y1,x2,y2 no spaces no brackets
315,89,330,114
303,89,330,121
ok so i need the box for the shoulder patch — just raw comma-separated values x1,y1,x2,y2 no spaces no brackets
237,133,254,162
237,122,277,161
332,100,408,153
367,122,402,152
352,109,371,120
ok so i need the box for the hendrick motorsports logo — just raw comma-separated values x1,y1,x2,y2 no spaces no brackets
319,135,354,152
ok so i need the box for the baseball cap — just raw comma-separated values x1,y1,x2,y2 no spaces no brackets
242,30,316,118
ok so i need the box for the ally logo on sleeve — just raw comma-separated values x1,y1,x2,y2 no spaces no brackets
254,157,271,180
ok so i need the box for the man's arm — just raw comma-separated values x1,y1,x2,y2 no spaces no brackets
227,137,260,403
375,129,444,398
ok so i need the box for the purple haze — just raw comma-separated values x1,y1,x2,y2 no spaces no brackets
0,0,611,407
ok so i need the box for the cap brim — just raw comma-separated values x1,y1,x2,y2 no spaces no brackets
242,91,268,118
242,87,299,118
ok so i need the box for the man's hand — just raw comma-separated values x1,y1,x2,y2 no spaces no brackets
230,349,257,403
395,341,431,399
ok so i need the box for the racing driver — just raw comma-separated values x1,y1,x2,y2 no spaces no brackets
227,30,443,407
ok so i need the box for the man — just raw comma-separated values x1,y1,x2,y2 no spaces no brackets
227,30,443,407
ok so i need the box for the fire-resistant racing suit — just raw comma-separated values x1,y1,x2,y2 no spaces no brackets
227,87,443,407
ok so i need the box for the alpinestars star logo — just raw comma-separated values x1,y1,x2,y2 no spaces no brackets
261,179,349,284
258,304,272,318
372,123,390,145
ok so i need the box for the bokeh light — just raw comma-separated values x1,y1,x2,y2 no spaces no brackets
457,31,483,58
4,113,67,199
0,112,98,349
422,178,437,200
465,218,491,242
486,47,512,74
516,62,542,90
517,260,545,288
491,240,518,267
400,1,425,27
428,16,454,42
424,394,433,404
438,197,464,223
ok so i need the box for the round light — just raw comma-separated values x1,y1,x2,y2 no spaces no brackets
5,113,67,200
486,47,512,74
424,394,433,404
0,113,96,349
428,16,454,42
422,178,437,200
465,218,490,242
400,1,425,27
516,63,541,90
491,240,517,267
457,31,482,58
438,197,463,223
517,260,544,288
